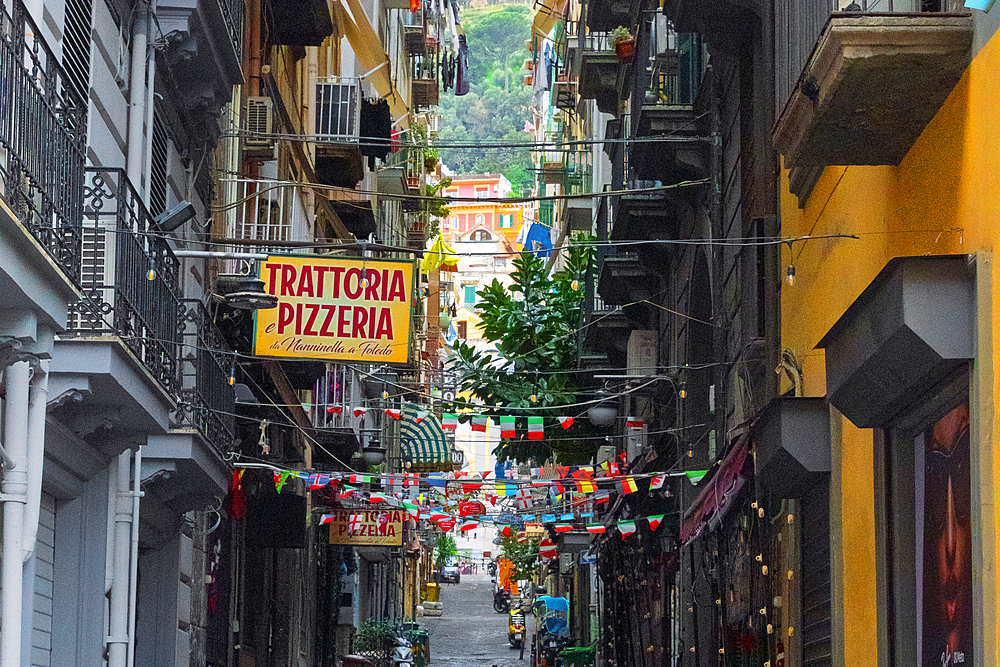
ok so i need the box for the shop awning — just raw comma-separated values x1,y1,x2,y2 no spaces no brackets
531,0,569,41
401,405,452,472
678,434,752,546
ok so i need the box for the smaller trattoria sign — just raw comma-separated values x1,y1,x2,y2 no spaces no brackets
328,510,404,546
253,255,415,363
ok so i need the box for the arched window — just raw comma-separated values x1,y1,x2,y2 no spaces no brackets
471,230,491,241
476,214,485,226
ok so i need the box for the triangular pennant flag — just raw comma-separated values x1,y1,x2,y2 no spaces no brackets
500,415,516,438
558,416,574,429
369,492,389,503
308,473,331,490
649,474,667,490
594,490,610,503
326,406,343,414
459,519,479,531
274,471,291,493
647,514,664,531
416,410,429,424
618,477,638,494
319,514,335,525
501,525,512,537
685,470,708,485
354,407,367,417
442,413,458,430
554,523,573,533
403,502,419,518
617,520,637,538
471,415,488,433
528,417,544,440
385,407,402,419
586,523,606,534
575,479,596,493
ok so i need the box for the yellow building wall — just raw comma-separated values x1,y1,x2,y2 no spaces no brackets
779,23,1000,667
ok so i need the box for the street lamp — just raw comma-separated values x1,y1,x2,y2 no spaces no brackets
587,389,619,427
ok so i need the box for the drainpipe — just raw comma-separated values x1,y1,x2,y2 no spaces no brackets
126,2,150,190
126,447,142,667
107,449,134,667
0,361,31,667
21,359,49,562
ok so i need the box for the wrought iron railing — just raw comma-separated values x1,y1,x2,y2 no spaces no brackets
219,178,310,272
311,364,362,431
67,168,183,395
218,0,245,63
643,27,702,106
0,0,87,281
177,300,236,450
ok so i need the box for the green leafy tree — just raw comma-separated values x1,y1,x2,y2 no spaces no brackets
500,533,541,581
465,6,531,91
449,240,597,462
434,534,459,568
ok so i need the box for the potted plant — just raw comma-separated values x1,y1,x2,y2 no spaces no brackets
609,26,635,63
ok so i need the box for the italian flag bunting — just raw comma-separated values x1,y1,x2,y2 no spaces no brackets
354,407,367,418
471,415,488,433
528,417,544,440
685,470,708,485
403,502,419,518
500,415,516,438
617,520,637,539
459,519,479,531
593,490,610,503
647,515,664,531
416,410,429,424
326,406,343,414
442,413,458,430
586,523,606,534
618,476,638,494
384,407,402,419
554,523,573,533
557,416,574,429
369,492,388,503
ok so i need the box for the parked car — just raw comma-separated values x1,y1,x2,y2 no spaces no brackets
438,564,461,584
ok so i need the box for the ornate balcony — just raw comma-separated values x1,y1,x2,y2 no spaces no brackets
579,33,622,116
0,0,87,282
176,300,237,451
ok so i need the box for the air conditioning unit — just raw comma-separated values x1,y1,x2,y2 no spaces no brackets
315,79,361,141
244,96,275,152
627,330,657,377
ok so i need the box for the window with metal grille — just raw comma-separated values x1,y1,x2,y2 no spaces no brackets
62,0,94,104
315,79,361,140
150,112,168,216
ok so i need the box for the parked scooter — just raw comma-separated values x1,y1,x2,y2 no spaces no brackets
393,635,414,667
508,609,525,648
493,586,511,613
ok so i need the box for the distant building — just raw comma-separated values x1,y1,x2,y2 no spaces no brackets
441,174,531,244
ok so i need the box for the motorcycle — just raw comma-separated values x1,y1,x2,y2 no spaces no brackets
493,587,511,613
508,609,525,649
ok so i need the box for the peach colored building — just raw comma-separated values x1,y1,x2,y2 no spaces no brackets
441,174,530,243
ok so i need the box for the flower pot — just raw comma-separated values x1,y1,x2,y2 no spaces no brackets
615,38,635,64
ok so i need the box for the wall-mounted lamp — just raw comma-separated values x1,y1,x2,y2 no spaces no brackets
216,275,279,310
153,200,196,232
785,241,795,287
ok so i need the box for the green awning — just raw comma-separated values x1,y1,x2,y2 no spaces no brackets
401,405,452,472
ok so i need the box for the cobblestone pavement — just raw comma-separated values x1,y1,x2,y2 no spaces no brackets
421,573,536,667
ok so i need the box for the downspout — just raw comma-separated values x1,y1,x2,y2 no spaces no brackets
107,449,134,667
0,361,31,667
126,447,142,667
126,2,150,189
21,359,49,562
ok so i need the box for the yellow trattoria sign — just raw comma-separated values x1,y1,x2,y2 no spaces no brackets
254,255,414,363
328,510,404,546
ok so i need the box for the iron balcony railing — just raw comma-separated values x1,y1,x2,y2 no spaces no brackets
219,178,311,272
644,26,703,106
219,0,245,64
0,0,87,281
177,300,236,450
67,168,183,395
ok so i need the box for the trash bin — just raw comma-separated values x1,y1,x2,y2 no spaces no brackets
405,629,429,667
424,582,440,602
557,647,595,667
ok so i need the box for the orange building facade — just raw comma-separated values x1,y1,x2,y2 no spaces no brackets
441,174,530,242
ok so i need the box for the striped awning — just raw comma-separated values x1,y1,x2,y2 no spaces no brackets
401,405,452,472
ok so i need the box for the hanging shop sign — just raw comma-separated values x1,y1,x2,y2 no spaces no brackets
328,510,405,546
254,255,415,363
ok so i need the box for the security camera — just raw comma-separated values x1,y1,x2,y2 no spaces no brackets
154,200,196,232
